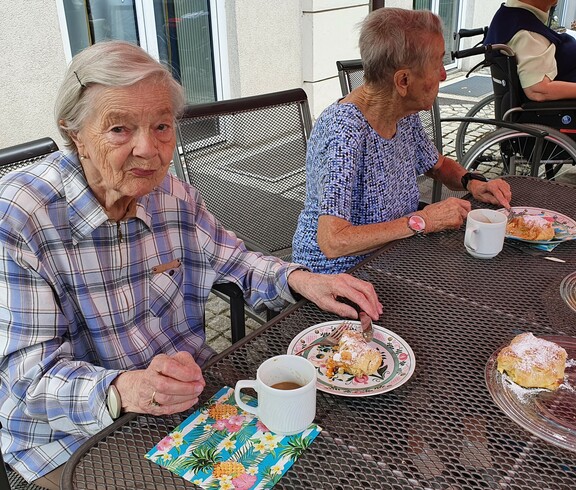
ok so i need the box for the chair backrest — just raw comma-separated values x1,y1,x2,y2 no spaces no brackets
174,89,312,259
336,59,447,203
0,137,59,179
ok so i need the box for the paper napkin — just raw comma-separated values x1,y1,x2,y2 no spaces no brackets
145,386,322,489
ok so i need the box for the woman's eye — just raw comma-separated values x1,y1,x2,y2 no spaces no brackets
110,126,125,134
157,123,170,132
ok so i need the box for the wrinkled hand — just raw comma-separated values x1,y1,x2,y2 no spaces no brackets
419,197,471,233
287,270,383,321
113,351,206,415
468,178,511,208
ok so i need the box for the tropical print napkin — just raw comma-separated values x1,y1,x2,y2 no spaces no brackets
145,386,322,489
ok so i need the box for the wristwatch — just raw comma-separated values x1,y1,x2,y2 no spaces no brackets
106,384,122,420
407,214,426,235
461,172,488,190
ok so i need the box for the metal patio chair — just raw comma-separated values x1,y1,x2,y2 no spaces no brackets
174,88,313,335
0,137,59,178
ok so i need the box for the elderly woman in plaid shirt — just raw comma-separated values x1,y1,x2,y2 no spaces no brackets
0,41,382,489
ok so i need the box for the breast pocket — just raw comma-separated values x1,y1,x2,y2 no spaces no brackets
149,259,184,318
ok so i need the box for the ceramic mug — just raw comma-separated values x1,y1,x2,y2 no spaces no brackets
464,209,507,259
234,355,317,435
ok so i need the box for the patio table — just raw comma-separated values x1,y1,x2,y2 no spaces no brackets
61,176,576,489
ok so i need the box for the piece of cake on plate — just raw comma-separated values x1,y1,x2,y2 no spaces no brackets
496,332,567,390
326,330,381,378
506,215,555,241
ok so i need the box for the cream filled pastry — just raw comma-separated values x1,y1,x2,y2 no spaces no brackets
326,330,382,377
497,332,567,390
506,215,555,241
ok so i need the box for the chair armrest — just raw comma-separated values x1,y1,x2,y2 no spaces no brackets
440,117,549,138
212,282,246,343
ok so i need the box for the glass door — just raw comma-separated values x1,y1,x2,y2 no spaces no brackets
58,0,226,103
414,0,460,69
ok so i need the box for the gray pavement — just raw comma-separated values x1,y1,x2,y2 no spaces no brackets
203,71,576,354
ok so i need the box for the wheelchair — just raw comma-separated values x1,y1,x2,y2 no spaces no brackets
453,27,576,180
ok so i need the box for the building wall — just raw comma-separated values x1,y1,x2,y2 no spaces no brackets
302,0,370,117
225,0,302,98
0,0,505,150
0,1,67,148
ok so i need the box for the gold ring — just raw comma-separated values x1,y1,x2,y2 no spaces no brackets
150,391,160,407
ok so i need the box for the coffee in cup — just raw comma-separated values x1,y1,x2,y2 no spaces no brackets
234,355,317,435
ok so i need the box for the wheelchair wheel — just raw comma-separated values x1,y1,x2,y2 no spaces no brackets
461,124,576,180
455,94,495,162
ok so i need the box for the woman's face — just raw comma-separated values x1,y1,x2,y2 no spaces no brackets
72,77,176,209
408,33,446,112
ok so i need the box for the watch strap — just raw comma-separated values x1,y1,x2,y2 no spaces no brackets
461,172,488,190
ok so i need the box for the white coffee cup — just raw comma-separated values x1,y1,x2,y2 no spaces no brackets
464,209,507,259
234,355,317,435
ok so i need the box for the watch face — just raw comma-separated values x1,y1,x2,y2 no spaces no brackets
408,215,426,232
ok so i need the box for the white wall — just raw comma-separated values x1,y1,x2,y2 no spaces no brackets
225,1,302,98
0,1,67,148
302,0,369,117
457,0,502,71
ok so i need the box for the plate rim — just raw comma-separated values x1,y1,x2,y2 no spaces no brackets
485,335,576,453
560,271,576,314
496,206,576,244
287,320,416,397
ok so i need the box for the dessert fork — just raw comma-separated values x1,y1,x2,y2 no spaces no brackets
294,322,352,356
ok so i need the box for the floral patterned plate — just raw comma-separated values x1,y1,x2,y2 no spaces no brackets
497,206,576,244
287,321,415,397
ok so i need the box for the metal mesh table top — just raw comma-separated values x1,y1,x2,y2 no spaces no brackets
63,177,576,489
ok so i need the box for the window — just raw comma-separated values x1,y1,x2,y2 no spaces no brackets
414,0,460,68
57,0,228,103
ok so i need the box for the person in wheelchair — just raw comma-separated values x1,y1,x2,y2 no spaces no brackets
291,8,511,275
485,0,576,101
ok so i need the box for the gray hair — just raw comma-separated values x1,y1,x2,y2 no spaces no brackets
56,40,185,149
359,8,444,87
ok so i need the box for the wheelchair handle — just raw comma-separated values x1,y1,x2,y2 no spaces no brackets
452,46,486,59
454,27,487,39
453,43,515,60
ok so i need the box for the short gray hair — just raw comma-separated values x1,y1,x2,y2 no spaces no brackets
56,41,185,149
359,8,444,87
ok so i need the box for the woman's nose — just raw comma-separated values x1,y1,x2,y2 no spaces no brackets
440,66,447,82
133,131,158,158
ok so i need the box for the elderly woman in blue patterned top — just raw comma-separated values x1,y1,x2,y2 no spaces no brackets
0,41,382,488
292,8,512,274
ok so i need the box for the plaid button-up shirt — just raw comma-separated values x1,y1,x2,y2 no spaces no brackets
0,151,299,481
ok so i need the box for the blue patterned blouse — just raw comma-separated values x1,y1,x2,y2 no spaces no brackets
292,102,438,273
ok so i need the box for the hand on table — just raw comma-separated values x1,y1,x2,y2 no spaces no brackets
112,351,205,415
287,269,383,321
468,178,511,208
419,197,471,233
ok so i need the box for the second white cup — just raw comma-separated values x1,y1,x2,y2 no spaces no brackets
464,209,507,259
234,355,317,435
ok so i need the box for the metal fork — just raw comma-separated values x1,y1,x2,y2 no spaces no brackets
293,322,352,356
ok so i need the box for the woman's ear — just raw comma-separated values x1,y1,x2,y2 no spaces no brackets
393,69,410,97
62,121,83,154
